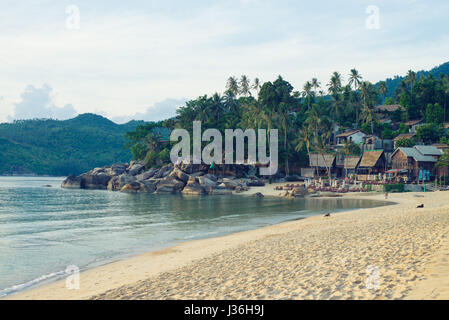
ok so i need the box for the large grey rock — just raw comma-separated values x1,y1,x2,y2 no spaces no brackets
198,176,217,187
136,168,158,181
182,183,206,195
128,163,145,176
108,174,137,191
61,174,83,189
156,176,185,194
170,167,190,183
153,164,174,179
179,163,209,174
203,173,218,182
120,182,143,193
81,173,111,190
120,181,157,193
108,164,127,176
221,179,239,190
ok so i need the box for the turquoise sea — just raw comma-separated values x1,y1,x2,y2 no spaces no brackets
0,176,389,297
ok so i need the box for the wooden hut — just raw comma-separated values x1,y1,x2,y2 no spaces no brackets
308,153,336,177
357,150,387,180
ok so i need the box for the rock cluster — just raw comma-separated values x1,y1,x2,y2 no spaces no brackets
61,162,265,195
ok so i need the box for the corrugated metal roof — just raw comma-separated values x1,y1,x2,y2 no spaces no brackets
396,147,436,162
414,145,442,156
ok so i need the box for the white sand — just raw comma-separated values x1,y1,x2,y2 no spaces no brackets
8,188,449,300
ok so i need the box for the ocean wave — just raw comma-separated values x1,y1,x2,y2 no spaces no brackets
0,270,66,298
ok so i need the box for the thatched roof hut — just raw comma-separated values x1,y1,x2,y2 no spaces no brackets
359,150,386,169
344,156,361,169
308,153,336,168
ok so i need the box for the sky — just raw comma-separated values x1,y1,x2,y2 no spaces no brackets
0,0,448,123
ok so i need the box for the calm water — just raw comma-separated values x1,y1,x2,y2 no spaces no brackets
0,176,389,297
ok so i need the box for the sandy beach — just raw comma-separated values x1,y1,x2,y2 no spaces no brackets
8,185,449,300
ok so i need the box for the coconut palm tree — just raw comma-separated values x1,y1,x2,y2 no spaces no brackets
295,125,312,154
226,76,239,97
302,81,313,110
360,81,377,133
239,75,251,97
378,81,387,104
278,102,291,175
211,93,225,123
311,78,321,94
348,69,363,125
406,70,416,94
328,72,342,96
252,78,261,95
348,69,362,91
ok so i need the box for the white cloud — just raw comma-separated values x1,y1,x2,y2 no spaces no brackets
8,84,77,121
111,98,187,123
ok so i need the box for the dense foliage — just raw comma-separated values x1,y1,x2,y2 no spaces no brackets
0,114,141,176
125,64,449,175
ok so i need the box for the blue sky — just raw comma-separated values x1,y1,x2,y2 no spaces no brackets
0,0,448,123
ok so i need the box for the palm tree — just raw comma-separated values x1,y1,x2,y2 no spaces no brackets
348,69,362,91
348,69,363,125
311,78,321,94
239,75,251,97
302,81,313,110
224,89,238,113
252,78,261,95
305,104,322,138
406,70,416,94
295,125,312,154
378,81,387,104
360,81,377,134
211,93,225,123
327,72,343,120
328,72,342,96
312,117,334,181
278,102,291,175
226,76,239,97
406,70,417,106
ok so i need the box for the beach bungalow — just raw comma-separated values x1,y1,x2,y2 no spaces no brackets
308,153,336,177
357,150,387,180
343,155,361,178
391,147,437,182
414,145,442,160
393,133,416,149
404,119,423,133
336,129,366,147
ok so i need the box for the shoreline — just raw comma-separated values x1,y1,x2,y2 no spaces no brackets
7,187,449,300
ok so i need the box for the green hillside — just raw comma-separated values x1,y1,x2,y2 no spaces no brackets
379,61,449,98
0,114,143,176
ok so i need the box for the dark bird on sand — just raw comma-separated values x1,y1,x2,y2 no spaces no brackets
324,213,331,217
417,204,424,208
